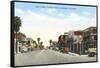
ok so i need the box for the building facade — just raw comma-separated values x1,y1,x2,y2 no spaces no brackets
83,27,97,54
14,32,26,54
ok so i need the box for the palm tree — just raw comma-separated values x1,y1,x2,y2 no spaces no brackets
40,42,43,49
27,40,30,46
49,40,52,46
37,38,40,48
14,16,22,33
27,40,31,51
40,42,43,45
33,40,37,48
14,16,22,53
33,40,36,45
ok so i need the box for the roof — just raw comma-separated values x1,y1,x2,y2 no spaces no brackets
74,31,83,35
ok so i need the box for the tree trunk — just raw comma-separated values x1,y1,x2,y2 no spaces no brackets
15,32,17,54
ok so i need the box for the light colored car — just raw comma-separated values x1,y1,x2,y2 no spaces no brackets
21,46,28,53
88,48,97,57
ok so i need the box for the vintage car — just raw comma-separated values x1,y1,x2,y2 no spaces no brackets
60,47,70,54
88,48,97,57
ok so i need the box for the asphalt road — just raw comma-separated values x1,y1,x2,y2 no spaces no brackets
15,49,97,66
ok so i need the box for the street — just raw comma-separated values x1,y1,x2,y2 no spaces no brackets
15,49,96,66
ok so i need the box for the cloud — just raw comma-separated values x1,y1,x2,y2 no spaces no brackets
15,8,24,14
46,8,57,13
83,11,90,15
58,13,65,17
16,9,96,46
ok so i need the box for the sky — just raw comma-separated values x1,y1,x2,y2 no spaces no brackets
15,2,96,47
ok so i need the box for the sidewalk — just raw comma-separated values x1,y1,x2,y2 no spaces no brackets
15,48,42,55
68,52,79,56
68,52,88,57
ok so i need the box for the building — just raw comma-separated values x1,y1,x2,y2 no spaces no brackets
58,35,66,50
64,31,74,52
83,27,97,54
73,31,83,54
15,32,26,41
57,26,97,55
65,31,83,54
14,32,26,53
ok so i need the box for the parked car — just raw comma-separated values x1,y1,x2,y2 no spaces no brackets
21,45,28,53
64,47,70,54
60,47,70,54
88,48,97,57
